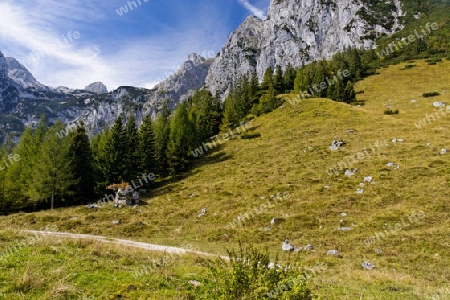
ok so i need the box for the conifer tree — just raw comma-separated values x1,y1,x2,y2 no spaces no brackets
274,65,284,94
283,63,296,92
154,103,171,176
124,114,139,181
99,115,127,184
260,67,274,91
67,121,94,205
91,127,110,195
3,127,34,209
167,102,194,173
30,120,72,210
138,115,156,176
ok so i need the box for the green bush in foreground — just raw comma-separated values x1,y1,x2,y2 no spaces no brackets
199,244,314,299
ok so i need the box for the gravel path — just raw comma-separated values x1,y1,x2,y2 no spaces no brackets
23,230,229,260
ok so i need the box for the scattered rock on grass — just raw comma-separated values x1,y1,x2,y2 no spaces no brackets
433,102,446,107
282,239,295,251
304,244,314,251
386,162,400,169
440,148,447,155
362,261,375,270
356,189,364,194
338,227,352,231
327,250,340,256
364,176,373,183
375,248,383,254
188,280,201,287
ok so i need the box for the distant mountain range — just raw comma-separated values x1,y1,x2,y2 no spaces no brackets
0,0,406,141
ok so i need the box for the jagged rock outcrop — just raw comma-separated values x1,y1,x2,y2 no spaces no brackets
204,16,263,98
5,57,46,89
85,82,108,94
206,0,404,98
152,53,214,102
0,51,9,90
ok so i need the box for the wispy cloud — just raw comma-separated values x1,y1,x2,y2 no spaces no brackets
237,0,267,20
0,0,230,91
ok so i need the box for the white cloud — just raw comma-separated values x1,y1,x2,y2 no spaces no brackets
237,0,267,20
0,0,228,91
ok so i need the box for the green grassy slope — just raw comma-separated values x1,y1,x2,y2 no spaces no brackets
1,59,449,299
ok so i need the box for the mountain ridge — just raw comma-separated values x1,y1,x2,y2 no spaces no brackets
0,0,434,140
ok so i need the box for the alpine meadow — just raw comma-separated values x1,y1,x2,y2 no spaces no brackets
0,0,449,299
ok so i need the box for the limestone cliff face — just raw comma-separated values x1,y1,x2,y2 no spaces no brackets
205,0,404,98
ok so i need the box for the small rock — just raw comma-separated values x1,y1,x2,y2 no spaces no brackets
260,196,265,200
338,227,352,231
411,99,417,103
375,248,383,254
270,195,275,199
277,192,283,197
304,244,314,251
356,189,364,194
264,227,271,231
282,239,295,251
433,102,446,107
327,250,339,256
112,220,121,225
364,176,373,183
362,261,375,270
341,212,347,217
360,182,365,187
323,185,330,189
440,148,447,155
85,204,98,209
386,162,400,169
345,169,355,178
188,280,201,287
270,218,276,225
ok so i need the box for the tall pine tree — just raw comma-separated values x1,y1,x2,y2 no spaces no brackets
67,121,94,205
99,116,127,184
138,115,156,176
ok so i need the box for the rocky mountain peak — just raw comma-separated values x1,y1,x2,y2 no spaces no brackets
0,50,8,90
205,0,405,99
85,82,108,94
5,57,46,89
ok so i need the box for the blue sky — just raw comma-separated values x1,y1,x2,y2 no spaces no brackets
0,0,270,91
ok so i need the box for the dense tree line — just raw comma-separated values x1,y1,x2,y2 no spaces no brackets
0,90,222,214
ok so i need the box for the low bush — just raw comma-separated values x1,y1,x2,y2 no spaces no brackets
384,109,399,115
241,132,261,140
423,92,440,98
200,243,314,299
